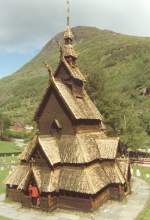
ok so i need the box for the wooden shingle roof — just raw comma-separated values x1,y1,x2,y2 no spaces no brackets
19,136,37,162
117,158,130,180
64,26,74,40
63,45,78,59
32,166,60,193
38,135,61,165
5,165,30,187
53,79,102,120
59,164,109,194
35,77,102,121
5,161,128,194
96,138,119,159
20,134,119,165
61,58,86,81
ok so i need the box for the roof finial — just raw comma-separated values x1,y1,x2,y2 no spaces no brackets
66,0,70,26
64,0,73,40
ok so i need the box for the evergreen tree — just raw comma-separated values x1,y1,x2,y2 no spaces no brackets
86,71,147,150
0,113,10,137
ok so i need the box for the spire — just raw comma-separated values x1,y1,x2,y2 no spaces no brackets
63,0,78,61
64,0,74,41
67,0,70,27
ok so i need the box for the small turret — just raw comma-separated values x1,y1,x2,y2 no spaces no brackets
62,0,78,63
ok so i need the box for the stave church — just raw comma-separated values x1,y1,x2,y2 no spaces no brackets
5,1,131,212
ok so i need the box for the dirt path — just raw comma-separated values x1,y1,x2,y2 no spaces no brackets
0,177,149,220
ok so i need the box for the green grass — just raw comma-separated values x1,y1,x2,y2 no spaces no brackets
0,156,18,220
5,129,30,139
133,165,150,220
0,216,12,220
0,141,21,153
0,168,9,194
0,156,18,194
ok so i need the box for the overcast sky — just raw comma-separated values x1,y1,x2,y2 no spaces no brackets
0,0,150,78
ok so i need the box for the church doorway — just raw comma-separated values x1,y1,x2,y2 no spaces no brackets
24,173,40,208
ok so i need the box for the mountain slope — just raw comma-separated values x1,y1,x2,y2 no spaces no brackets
0,27,101,122
0,26,150,149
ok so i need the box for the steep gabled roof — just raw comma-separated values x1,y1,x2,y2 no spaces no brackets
20,135,61,166
54,58,86,82
38,135,61,165
35,77,102,121
61,58,86,81
63,45,78,59
19,136,38,161
53,79,102,120
32,165,60,192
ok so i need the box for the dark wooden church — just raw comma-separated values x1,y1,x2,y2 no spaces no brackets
5,4,131,212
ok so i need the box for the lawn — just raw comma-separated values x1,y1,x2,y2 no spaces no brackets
0,216,12,220
0,141,21,153
0,156,18,194
133,165,150,220
0,168,10,194
0,140,20,195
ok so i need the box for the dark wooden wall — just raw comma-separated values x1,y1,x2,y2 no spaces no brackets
57,195,92,211
6,183,127,212
91,187,110,210
38,91,74,135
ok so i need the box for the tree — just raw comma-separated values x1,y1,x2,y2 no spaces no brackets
0,113,10,137
86,71,147,150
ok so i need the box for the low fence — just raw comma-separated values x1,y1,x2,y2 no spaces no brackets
129,150,150,166
129,151,150,159
0,152,21,157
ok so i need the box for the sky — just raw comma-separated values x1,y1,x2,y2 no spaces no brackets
0,0,150,78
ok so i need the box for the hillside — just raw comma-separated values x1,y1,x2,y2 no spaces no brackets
0,26,100,122
0,26,150,149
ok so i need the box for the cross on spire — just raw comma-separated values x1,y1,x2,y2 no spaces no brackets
63,0,78,61
66,0,70,26
64,0,74,42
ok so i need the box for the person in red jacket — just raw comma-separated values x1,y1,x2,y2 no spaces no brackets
31,184,39,206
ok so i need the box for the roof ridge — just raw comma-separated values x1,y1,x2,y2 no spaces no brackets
116,158,129,180
38,136,53,164
53,79,102,120
100,163,112,183
76,135,89,163
52,79,77,119
17,169,31,190
19,135,38,161
38,136,61,166
115,160,126,183
62,57,86,81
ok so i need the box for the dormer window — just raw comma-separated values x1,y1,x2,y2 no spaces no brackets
71,79,83,99
66,56,76,66
72,85,83,98
50,119,62,135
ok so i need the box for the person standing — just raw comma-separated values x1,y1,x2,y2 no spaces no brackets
31,184,39,207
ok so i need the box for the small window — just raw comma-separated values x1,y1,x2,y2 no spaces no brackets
72,85,83,98
50,119,62,135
